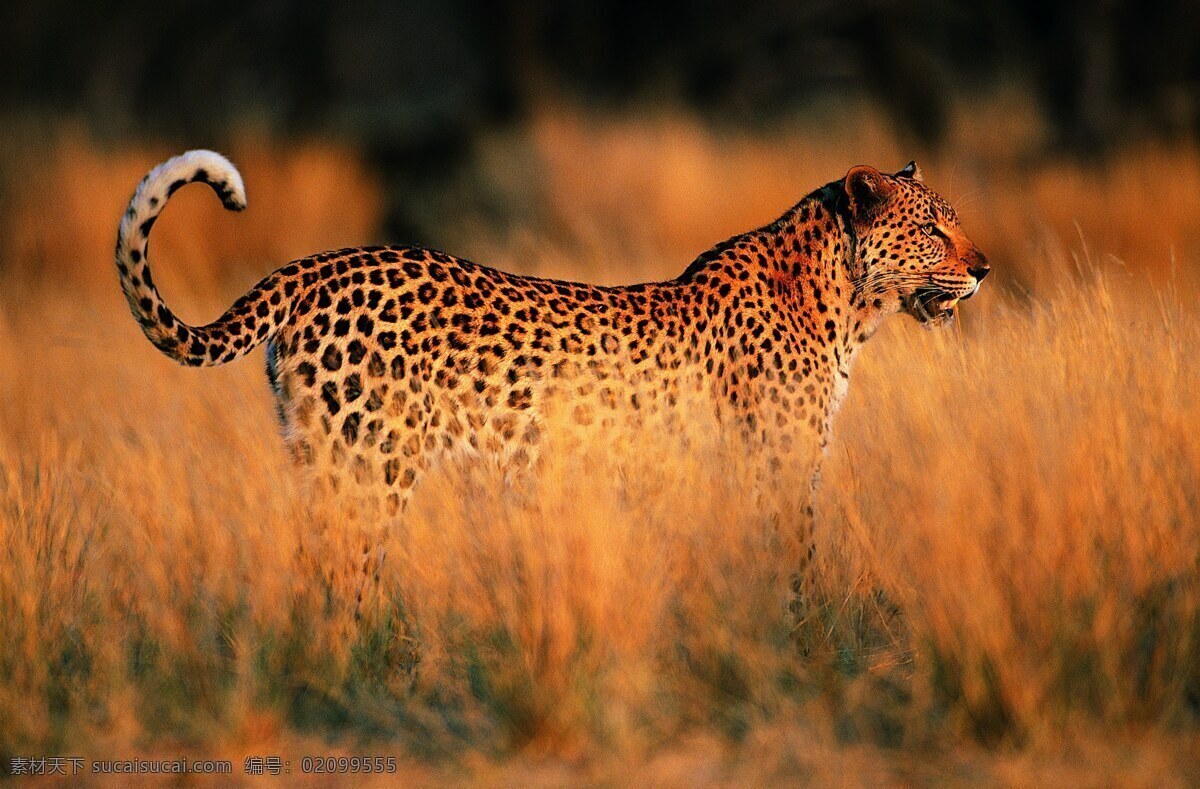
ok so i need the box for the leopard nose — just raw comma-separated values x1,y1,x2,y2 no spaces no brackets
969,259,990,282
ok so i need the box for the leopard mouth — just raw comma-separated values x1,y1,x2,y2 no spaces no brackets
905,287,961,326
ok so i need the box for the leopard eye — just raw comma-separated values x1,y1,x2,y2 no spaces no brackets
922,223,942,238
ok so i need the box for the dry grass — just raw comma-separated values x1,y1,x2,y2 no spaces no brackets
1,104,1199,784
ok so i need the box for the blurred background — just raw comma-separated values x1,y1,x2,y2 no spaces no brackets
3,4,1200,779
3,0,1200,295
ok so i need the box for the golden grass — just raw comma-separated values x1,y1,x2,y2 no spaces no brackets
1,105,1199,783
0,129,382,297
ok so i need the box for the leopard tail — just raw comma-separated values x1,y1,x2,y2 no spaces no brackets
115,150,292,366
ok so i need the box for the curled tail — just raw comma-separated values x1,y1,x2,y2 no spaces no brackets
116,150,291,366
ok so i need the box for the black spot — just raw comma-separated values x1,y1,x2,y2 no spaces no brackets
344,373,363,402
297,361,317,386
321,381,341,415
321,344,343,371
378,299,399,323
341,412,361,444
384,458,401,485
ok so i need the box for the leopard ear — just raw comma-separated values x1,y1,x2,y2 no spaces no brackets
896,160,924,181
844,165,895,216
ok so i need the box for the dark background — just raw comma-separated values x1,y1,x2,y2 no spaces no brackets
4,0,1199,237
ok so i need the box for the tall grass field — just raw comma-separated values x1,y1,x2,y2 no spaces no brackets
1,105,1198,783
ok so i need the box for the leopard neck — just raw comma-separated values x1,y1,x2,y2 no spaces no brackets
764,188,868,358
671,185,884,370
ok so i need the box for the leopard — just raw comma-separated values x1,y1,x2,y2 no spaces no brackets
115,150,989,611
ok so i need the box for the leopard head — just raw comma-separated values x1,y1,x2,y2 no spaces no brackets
844,162,989,327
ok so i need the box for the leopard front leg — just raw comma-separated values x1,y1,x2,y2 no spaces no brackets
750,433,823,630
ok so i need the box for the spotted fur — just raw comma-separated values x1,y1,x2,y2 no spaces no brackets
116,153,988,520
